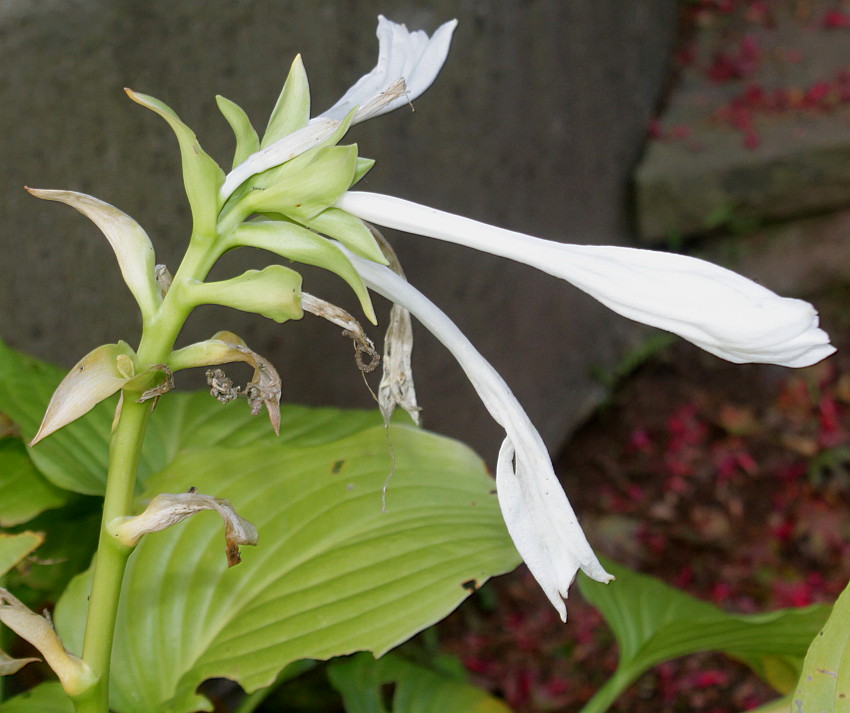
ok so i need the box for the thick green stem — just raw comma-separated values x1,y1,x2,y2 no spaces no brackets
71,236,220,713
72,399,151,713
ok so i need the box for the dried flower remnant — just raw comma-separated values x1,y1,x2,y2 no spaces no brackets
169,331,282,434
300,292,380,372
370,226,420,427
109,488,258,567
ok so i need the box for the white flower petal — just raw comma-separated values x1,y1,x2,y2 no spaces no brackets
220,16,456,201
336,192,835,368
320,15,458,123
343,247,612,620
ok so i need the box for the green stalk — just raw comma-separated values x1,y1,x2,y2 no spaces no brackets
71,236,220,713
72,398,151,713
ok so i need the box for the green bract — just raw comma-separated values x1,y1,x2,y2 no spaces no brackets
261,54,311,147
126,90,225,238
185,265,303,323
227,221,377,323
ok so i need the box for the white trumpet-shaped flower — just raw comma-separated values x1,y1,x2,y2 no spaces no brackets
345,249,614,621
220,16,457,200
337,192,834,368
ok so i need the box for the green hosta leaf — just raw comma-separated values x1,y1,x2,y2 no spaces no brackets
261,54,311,148
3,502,100,608
0,440,67,526
125,89,225,237
792,580,850,712
307,207,387,264
229,221,376,323
327,652,512,713
0,682,73,712
186,264,303,323
0,532,43,578
578,560,831,712
215,95,260,169
56,425,518,713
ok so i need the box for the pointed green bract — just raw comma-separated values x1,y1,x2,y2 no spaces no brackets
307,207,388,264
353,157,376,185
54,426,518,713
0,440,67,526
30,341,137,446
125,89,225,237
261,54,311,148
578,561,832,713
25,189,160,320
238,144,359,223
215,95,260,169
230,221,376,323
792,580,850,712
327,653,513,713
186,265,303,323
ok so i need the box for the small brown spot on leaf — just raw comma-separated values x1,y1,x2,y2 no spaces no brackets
462,579,479,592
332,459,345,474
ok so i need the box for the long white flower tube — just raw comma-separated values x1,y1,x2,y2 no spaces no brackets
220,16,457,200
336,192,835,367
345,248,613,621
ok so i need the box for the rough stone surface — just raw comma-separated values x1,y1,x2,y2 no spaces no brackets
636,1,850,241
1,0,677,459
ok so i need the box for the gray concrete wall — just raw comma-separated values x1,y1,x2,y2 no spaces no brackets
0,0,678,458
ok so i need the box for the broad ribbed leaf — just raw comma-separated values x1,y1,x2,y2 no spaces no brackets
0,440,67,526
0,532,43,577
0,682,73,712
579,561,831,712
56,425,518,713
792,580,850,712
327,652,512,713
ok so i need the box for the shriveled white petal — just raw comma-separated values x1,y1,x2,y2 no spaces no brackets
337,192,835,368
26,188,160,319
344,247,612,620
31,341,137,446
220,16,456,201
0,588,94,695
320,15,458,122
109,488,258,567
